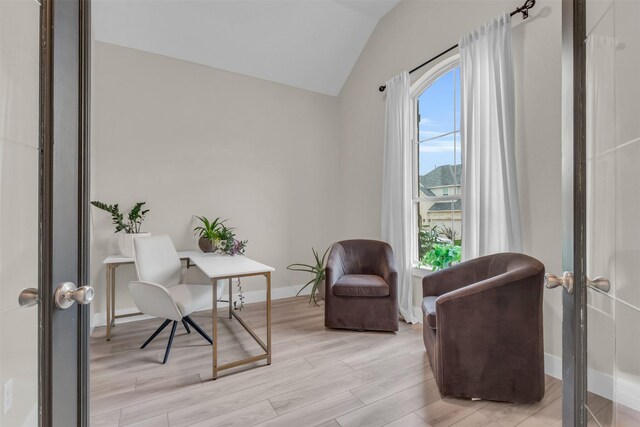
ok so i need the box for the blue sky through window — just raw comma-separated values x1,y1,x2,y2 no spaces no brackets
417,67,461,176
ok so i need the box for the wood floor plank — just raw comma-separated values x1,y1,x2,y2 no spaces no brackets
126,413,169,427
384,412,432,427
350,361,433,405
89,409,120,427
415,397,489,427
185,400,278,427
165,364,354,427
88,296,607,427
450,411,499,427
336,380,441,427
257,391,364,427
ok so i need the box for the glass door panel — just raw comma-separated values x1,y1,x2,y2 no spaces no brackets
0,0,41,425
585,0,640,424
612,0,640,423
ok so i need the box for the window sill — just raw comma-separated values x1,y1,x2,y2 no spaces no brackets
412,264,433,278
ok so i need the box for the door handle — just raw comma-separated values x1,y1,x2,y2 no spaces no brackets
587,276,611,293
54,282,94,310
544,272,574,294
18,288,39,307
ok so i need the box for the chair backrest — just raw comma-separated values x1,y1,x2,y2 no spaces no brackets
133,235,182,286
331,239,393,277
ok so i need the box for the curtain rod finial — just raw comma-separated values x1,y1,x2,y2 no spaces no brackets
379,85,386,92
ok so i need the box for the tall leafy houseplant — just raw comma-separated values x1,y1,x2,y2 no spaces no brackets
91,201,149,233
91,201,150,257
287,247,330,306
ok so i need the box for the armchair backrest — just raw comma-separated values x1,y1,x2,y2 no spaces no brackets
483,252,543,280
133,235,182,286
330,239,395,277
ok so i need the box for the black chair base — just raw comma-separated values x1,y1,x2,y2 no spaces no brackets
141,316,212,364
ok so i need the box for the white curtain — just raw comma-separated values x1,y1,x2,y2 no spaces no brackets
381,72,418,324
460,12,522,260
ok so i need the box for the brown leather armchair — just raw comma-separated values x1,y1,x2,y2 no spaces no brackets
325,240,398,332
422,252,545,403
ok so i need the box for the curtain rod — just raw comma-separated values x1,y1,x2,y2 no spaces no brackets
378,0,536,93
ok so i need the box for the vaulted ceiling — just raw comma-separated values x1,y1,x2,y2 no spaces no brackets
92,0,400,96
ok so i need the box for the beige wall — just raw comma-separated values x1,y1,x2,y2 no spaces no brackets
0,0,39,425
336,0,564,358
90,42,341,326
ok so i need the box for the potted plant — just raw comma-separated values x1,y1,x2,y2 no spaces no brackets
193,216,225,253
91,201,150,257
193,216,247,255
287,247,330,306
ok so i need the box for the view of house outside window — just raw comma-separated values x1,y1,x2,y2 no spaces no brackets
414,65,462,269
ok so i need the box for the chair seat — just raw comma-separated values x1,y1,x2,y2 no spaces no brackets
169,284,213,317
333,274,389,297
422,296,437,329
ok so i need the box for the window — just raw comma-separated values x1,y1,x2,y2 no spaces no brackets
411,56,462,268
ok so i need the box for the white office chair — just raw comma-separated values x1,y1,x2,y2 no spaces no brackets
128,235,223,364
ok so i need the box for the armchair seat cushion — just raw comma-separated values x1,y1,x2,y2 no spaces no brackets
169,284,212,317
422,296,438,329
333,274,389,297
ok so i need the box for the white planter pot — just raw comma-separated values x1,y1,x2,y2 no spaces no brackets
118,232,151,258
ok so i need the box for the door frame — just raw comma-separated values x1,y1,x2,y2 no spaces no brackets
39,0,91,424
561,0,587,425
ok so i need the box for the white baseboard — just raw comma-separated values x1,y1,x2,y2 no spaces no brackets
544,352,563,381
544,352,614,400
91,283,311,329
544,352,640,412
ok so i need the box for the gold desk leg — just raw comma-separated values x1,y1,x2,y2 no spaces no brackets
266,272,272,365
106,265,112,341
212,277,218,380
228,278,232,319
111,267,116,328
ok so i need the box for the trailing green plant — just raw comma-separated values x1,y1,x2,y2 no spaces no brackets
420,243,461,270
91,201,148,233
419,224,441,259
287,247,330,306
193,216,248,255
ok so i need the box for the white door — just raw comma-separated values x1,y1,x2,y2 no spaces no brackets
0,0,40,425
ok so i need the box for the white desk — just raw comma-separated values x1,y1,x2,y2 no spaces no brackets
102,252,275,379
102,251,200,341
189,253,275,380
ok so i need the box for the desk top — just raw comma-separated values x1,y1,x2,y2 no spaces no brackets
189,253,275,279
103,250,200,265
103,252,275,279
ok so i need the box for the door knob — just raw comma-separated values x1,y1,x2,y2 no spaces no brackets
54,282,94,310
18,288,39,307
587,276,610,293
545,272,574,294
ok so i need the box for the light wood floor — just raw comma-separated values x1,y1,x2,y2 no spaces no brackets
90,297,618,427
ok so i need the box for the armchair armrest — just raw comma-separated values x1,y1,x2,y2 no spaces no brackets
128,281,182,321
325,246,346,296
380,244,398,299
422,257,485,297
